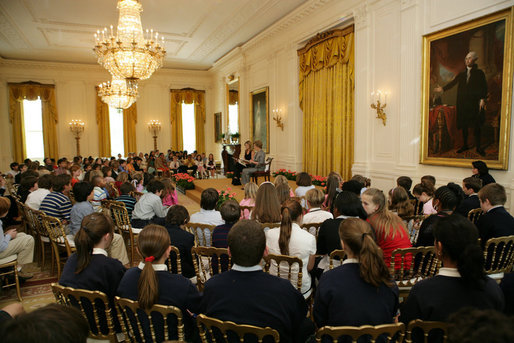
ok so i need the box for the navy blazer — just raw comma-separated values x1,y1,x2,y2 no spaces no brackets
477,206,514,246
200,269,309,343
455,194,480,218
165,224,195,278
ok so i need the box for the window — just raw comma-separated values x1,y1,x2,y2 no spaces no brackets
182,102,196,152
22,99,44,161
109,106,125,157
228,103,239,134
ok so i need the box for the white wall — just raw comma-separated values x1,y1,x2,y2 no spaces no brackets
210,0,514,211
0,58,213,169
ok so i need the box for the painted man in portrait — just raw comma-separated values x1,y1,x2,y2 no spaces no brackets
434,51,487,156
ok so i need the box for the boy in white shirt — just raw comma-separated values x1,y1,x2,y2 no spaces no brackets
302,188,333,225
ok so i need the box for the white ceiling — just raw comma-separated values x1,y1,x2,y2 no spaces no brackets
0,0,307,70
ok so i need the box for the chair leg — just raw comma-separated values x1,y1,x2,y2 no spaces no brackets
13,262,22,302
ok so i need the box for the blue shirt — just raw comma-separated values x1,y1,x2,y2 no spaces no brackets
69,201,95,235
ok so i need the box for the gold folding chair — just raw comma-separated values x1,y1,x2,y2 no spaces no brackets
167,245,182,275
240,206,254,219
389,246,440,298
483,235,514,282
115,296,185,343
191,246,231,291
405,319,447,343
14,199,28,233
110,203,141,266
328,249,347,270
467,208,483,224
27,208,53,269
259,222,280,232
315,323,405,343
186,223,216,247
42,215,75,278
300,222,324,238
51,283,117,343
0,255,22,301
197,313,280,343
101,199,124,225
263,253,303,292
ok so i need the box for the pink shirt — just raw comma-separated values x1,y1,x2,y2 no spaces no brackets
162,190,178,207
239,198,255,219
423,198,437,215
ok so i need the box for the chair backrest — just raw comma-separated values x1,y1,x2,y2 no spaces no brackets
389,246,440,287
15,199,27,229
240,206,254,219
187,223,216,246
483,235,514,274
315,323,405,343
42,215,74,256
51,283,116,342
300,222,324,238
329,249,347,270
263,253,303,291
259,222,280,232
28,208,49,238
101,199,124,220
110,203,132,234
405,319,447,343
196,313,280,343
167,245,182,275
264,158,273,173
115,296,185,343
191,246,231,291
467,208,483,224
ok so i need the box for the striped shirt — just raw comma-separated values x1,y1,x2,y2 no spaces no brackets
40,192,73,221
92,186,108,212
116,195,137,217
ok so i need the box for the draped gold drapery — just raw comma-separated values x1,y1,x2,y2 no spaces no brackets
95,90,111,157
123,104,137,154
298,27,354,180
170,89,206,152
8,82,59,162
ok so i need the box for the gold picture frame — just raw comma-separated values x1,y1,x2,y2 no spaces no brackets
421,8,513,169
249,87,270,153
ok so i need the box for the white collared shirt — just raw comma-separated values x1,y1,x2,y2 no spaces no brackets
302,207,333,225
25,188,51,210
231,264,262,272
342,258,359,265
190,208,224,226
137,262,168,271
92,248,108,256
438,267,461,278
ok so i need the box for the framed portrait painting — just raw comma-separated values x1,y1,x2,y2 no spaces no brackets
250,87,269,153
214,112,222,142
421,8,513,169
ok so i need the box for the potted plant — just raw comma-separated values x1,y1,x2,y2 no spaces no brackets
230,132,240,143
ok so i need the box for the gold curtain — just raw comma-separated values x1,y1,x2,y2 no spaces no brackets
8,82,59,162
298,27,354,179
95,90,111,157
123,104,137,154
170,89,206,152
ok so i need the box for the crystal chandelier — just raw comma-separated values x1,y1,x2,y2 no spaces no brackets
93,0,166,81
97,78,139,109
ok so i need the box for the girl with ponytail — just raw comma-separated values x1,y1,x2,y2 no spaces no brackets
362,188,412,268
117,224,201,341
314,218,398,328
415,183,465,247
400,215,504,324
265,199,316,298
59,213,125,334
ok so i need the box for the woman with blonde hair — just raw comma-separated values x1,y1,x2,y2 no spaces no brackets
361,188,412,268
251,182,281,223
314,218,398,328
117,224,201,341
239,182,258,219
265,199,316,298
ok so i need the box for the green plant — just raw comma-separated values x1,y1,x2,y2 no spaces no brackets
226,171,234,178
231,132,240,139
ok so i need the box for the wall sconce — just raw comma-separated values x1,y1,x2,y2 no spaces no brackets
272,108,284,131
148,120,161,150
370,90,388,126
69,119,85,156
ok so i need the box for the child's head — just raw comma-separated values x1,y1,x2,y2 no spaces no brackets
421,175,436,186
413,180,435,202
244,182,258,200
146,180,164,195
73,182,94,202
305,188,325,209
208,153,214,161
91,175,105,188
220,200,240,224
273,175,289,188
165,205,190,226
296,172,312,187
396,176,413,192
200,188,219,210
120,182,135,196
159,178,175,198
196,155,202,161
